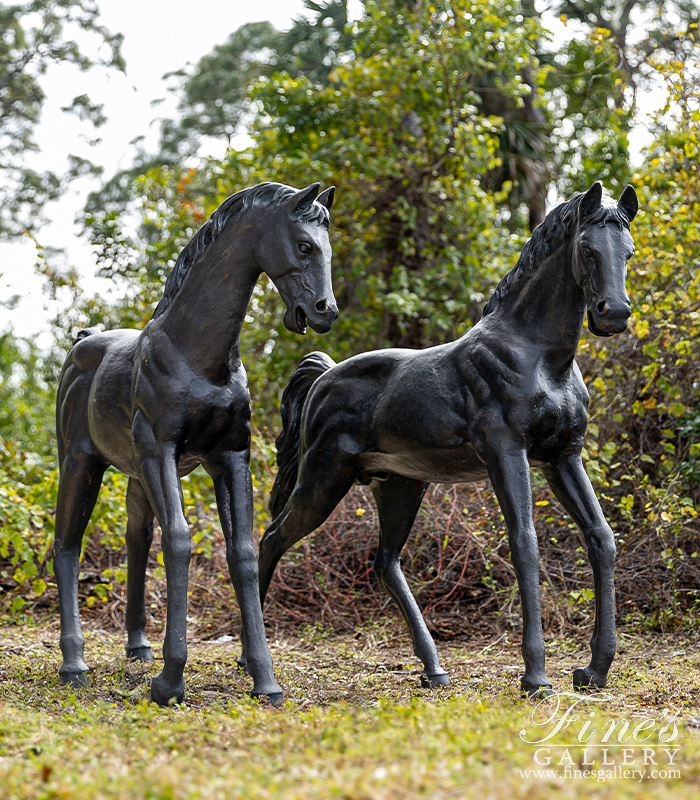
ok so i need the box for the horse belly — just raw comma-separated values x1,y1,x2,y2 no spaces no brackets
358,446,488,484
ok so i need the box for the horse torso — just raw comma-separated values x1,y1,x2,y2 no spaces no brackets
61,326,251,479
308,317,589,485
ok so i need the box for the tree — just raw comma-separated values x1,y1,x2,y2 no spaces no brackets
544,0,700,201
158,21,279,158
84,1,354,219
82,0,700,415
159,2,353,158
555,0,700,93
483,1,700,229
0,0,124,239
85,0,543,414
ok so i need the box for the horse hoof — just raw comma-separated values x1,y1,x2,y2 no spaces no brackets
150,674,185,707
59,669,90,688
520,681,554,700
573,667,606,691
421,671,450,689
250,689,284,707
126,645,154,663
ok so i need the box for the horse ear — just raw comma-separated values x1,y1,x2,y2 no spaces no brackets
618,184,638,222
291,183,320,214
317,186,335,212
580,181,603,218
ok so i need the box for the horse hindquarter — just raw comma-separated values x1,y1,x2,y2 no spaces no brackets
54,332,114,685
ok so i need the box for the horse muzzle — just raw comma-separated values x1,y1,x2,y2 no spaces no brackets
283,300,339,334
587,299,631,337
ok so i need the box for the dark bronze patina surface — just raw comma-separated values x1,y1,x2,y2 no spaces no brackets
54,182,337,705
249,182,638,698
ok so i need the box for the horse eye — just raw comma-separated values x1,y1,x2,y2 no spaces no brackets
582,246,593,260
297,242,312,255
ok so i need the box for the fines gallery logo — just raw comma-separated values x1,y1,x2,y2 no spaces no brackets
518,692,681,782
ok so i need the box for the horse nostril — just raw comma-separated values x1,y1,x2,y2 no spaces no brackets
597,299,608,315
315,299,328,314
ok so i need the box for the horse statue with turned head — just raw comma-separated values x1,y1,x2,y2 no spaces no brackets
55,181,337,706
245,181,638,698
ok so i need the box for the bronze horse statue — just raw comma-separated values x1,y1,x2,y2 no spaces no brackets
55,182,337,705
245,182,637,698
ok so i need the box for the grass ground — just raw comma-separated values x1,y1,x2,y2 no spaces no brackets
1,621,700,798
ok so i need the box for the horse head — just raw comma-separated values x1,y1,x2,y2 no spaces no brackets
573,181,638,337
256,183,339,334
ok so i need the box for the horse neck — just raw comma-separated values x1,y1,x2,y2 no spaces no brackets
495,239,585,373
152,220,261,381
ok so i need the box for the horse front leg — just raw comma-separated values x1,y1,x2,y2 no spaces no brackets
486,444,552,698
208,450,282,704
543,455,616,690
134,429,191,706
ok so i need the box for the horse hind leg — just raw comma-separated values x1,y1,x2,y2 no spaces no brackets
54,446,106,687
371,476,449,689
125,477,155,662
258,453,357,608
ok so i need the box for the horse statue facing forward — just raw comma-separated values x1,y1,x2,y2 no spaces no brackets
55,182,337,706
246,181,637,698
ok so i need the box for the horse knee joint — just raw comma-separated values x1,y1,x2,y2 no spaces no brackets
522,639,546,665
229,547,257,575
162,529,191,563
589,527,616,567
167,644,188,670
510,528,540,571
60,633,85,648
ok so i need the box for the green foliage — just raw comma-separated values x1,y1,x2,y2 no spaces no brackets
0,0,123,238
0,429,276,610
576,55,700,625
0,453,56,614
545,31,632,198
161,21,280,153
86,0,542,414
0,331,59,613
83,1,355,211
160,2,354,157
552,0,700,81
4,2,700,632
0,330,54,462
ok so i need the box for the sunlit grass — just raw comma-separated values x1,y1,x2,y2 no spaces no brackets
1,623,699,798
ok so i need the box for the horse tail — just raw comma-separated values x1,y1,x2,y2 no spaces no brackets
72,327,97,347
269,351,336,520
